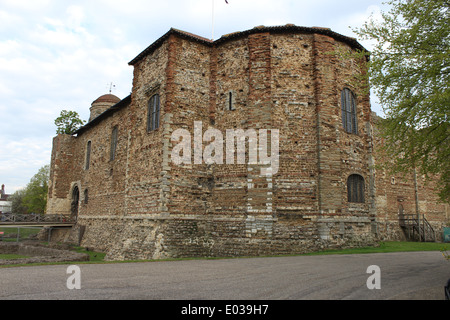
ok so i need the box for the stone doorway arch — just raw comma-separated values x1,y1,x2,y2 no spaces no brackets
71,186,80,219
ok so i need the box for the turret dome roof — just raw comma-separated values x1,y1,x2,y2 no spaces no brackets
92,94,121,105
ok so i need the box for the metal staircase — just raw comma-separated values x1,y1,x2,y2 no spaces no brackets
399,214,436,242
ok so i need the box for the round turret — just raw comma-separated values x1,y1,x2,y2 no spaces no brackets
89,94,121,122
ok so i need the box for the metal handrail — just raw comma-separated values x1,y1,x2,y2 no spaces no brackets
0,213,76,224
399,214,435,242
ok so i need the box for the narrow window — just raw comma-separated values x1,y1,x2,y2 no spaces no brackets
71,186,80,217
147,94,160,132
341,88,357,134
110,126,118,161
84,189,89,204
85,141,91,170
228,92,234,111
347,174,365,203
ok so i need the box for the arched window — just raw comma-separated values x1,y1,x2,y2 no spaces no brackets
110,126,118,161
347,174,365,203
341,88,357,134
147,94,160,132
85,141,91,170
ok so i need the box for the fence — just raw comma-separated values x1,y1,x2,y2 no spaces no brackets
0,213,75,224
0,226,44,242
0,214,76,243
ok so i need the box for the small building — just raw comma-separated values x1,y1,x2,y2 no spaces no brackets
0,184,12,214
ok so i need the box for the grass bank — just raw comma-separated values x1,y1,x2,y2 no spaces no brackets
0,254,29,260
303,241,449,256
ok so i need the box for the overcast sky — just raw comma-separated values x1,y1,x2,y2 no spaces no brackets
0,0,388,193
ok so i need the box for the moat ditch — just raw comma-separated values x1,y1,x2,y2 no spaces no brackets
0,241,89,265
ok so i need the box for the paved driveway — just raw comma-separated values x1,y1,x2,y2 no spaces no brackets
1,251,448,301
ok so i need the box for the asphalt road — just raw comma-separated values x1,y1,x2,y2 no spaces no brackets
1,251,449,301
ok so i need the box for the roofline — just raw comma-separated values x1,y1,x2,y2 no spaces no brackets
217,25,366,51
74,95,132,136
128,28,213,65
128,25,368,66
80,25,367,135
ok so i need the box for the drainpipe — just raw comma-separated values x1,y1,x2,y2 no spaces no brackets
413,167,421,239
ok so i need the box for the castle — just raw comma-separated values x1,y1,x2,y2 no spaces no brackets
46,25,448,260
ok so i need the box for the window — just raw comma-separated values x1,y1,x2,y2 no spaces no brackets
228,92,235,111
110,126,118,161
71,186,80,217
347,174,365,203
85,141,91,170
147,94,160,132
341,88,357,134
84,189,89,204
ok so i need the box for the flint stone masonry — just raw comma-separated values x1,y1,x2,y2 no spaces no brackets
46,25,449,261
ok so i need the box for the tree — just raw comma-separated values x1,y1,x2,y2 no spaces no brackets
22,165,50,214
9,189,28,214
55,110,86,135
354,0,450,202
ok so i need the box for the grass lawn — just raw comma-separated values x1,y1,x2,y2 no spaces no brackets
72,246,106,262
0,254,29,260
0,227,42,242
303,241,450,256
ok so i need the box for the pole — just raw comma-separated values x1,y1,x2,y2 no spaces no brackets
212,0,215,41
413,167,421,240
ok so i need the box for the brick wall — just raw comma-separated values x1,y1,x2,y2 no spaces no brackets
47,26,449,260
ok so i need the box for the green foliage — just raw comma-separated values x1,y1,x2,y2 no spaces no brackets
0,254,29,260
54,110,86,135
442,250,450,261
354,0,450,203
72,246,106,262
9,189,28,214
18,165,50,215
304,241,449,256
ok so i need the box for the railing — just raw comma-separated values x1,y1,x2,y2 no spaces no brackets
399,214,436,242
0,213,76,225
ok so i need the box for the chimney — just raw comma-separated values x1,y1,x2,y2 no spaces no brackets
1,184,4,196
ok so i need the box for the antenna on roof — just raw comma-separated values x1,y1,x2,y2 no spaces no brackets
211,0,215,40
108,82,116,94
212,0,229,41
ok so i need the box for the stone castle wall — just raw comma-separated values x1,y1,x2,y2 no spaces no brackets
47,26,449,260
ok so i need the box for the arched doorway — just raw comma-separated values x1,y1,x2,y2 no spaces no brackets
71,186,80,219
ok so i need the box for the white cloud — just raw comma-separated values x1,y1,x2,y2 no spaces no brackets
0,137,52,193
0,0,52,10
66,5,85,28
0,9,23,29
334,4,384,50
